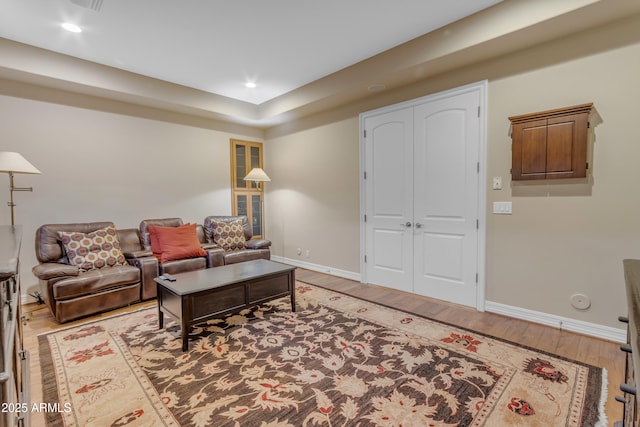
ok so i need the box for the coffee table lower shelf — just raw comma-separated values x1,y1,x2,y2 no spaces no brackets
155,260,296,351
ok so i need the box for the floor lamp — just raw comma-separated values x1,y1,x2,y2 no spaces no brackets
243,167,271,239
0,152,41,226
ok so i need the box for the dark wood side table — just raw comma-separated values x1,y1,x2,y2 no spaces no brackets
620,259,640,426
0,226,29,427
155,259,295,351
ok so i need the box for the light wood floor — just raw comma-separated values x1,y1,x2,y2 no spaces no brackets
22,268,625,426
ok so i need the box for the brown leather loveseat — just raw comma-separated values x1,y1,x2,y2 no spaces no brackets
32,222,158,323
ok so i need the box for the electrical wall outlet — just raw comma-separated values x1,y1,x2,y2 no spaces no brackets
492,176,503,190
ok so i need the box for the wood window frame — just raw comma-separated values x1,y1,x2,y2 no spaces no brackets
230,139,265,239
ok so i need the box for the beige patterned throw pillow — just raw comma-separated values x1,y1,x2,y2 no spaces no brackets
59,225,127,271
212,219,246,251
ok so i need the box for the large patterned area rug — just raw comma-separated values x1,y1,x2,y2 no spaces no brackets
39,284,607,427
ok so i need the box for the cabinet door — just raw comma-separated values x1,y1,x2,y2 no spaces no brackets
546,113,588,179
512,118,548,180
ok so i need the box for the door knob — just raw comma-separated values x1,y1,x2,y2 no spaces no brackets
400,222,412,227
415,222,423,228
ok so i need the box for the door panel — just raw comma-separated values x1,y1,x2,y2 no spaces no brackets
373,229,408,271
421,232,464,281
422,109,467,219
364,108,413,292
373,122,408,215
546,119,574,173
413,90,479,307
517,119,547,177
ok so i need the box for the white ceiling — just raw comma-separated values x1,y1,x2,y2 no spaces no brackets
0,0,502,105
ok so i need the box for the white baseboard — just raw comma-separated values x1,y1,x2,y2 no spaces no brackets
22,293,36,304
271,257,626,343
271,256,361,282
486,300,627,343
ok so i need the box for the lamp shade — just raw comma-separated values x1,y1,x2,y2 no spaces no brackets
243,167,271,182
0,152,41,174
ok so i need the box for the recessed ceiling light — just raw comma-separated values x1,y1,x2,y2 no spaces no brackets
245,82,257,89
61,22,82,33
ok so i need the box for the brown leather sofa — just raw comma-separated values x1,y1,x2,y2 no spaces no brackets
203,215,271,264
32,222,158,323
32,216,272,323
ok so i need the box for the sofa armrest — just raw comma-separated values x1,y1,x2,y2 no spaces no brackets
123,249,154,258
32,262,79,280
126,255,159,300
205,247,225,268
245,239,271,250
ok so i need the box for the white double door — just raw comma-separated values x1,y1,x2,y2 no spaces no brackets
362,83,484,308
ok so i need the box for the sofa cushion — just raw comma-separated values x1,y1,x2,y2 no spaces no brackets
210,218,247,251
148,223,207,263
58,225,127,272
159,257,207,275
52,264,140,300
223,248,270,265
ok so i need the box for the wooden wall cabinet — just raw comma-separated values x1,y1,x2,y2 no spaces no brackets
509,103,593,181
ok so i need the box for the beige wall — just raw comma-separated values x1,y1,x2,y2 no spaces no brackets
265,15,640,330
1,13,638,332
0,87,261,295
265,118,360,274
485,25,640,328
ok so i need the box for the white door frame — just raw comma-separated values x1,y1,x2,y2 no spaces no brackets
359,81,488,311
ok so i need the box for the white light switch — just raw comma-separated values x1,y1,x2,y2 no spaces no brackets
493,201,512,214
492,176,503,190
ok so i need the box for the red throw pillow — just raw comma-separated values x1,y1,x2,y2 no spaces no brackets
148,226,162,254
147,223,207,263
148,223,192,253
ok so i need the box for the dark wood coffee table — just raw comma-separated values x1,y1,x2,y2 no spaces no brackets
155,259,296,351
